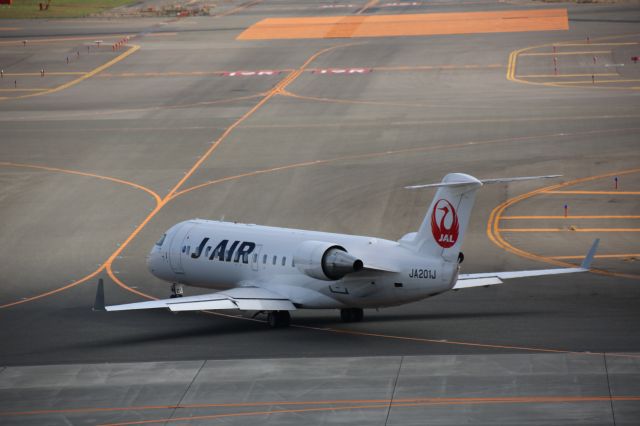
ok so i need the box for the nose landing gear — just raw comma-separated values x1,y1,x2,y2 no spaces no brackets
170,283,183,298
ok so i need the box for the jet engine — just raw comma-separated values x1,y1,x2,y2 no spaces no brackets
294,241,364,281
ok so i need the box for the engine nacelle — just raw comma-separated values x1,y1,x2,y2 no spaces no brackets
294,241,364,281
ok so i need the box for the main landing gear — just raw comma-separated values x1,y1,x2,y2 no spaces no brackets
340,308,363,322
267,311,291,328
170,283,183,299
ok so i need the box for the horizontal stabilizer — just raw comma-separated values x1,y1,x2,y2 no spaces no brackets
406,174,561,190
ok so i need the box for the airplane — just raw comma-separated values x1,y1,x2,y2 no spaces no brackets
95,173,599,328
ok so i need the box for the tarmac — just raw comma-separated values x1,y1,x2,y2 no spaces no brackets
2,353,639,425
0,0,639,423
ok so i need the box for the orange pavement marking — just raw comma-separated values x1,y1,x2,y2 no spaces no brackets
0,162,160,309
519,50,609,56
99,396,640,425
237,9,568,40
517,73,617,78
6,395,640,418
487,168,640,281
500,228,640,232
545,190,640,195
104,43,357,300
501,215,640,219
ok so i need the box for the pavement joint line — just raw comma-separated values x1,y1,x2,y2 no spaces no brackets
486,168,640,281
0,44,140,102
384,355,402,426
603,354,617,426
167,360,206,423
173,126,640,199
0,93,266,121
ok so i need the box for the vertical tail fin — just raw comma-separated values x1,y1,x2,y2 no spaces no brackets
403,173,483,262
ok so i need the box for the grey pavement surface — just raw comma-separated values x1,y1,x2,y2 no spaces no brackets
1,0,639,423
0,354,638,425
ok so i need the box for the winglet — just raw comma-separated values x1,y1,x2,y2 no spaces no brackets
580,239,600,270
93,278,105,311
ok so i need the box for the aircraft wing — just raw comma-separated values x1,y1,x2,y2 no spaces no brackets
96,285,296,312
453,239,599,290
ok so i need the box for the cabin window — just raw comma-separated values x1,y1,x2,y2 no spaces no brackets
182,246,186,253
282,257,286,266
292,258,295,267
253,253,258,263
272,255,277,265
263,254,267,264
395,282,403,288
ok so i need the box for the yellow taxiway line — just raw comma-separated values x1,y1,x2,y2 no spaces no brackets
500,228,640,232
501,215,640,220
544,190,640,195
519,50,609,56
3,44,140,102
517,73,617,78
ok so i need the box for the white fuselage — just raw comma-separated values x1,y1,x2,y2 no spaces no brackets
147,219,459,309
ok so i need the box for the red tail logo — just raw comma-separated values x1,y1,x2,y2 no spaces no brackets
431,199,459,248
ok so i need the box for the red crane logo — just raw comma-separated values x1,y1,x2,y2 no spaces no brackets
431,199,459,248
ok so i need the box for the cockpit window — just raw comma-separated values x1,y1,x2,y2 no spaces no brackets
155,233,166,247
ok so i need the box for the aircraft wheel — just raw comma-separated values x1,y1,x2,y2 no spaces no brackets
267,311,291,328
340,308,363,322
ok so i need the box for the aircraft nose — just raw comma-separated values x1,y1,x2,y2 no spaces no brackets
146,248,161,274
